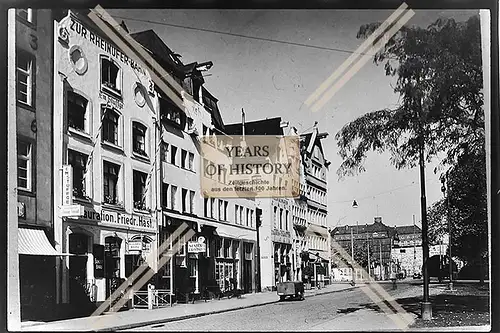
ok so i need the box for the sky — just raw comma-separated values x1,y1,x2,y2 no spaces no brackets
108,9,479,229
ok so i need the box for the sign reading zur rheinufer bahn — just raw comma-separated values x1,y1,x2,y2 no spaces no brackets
200,135,300,198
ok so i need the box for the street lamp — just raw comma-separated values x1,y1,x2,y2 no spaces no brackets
351,200,358,285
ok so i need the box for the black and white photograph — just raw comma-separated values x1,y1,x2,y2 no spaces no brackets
4,2,494,331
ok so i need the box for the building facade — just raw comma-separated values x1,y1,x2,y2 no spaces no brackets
131,29,258,299
296,126,330,286
53,11,160,306
9,8,57,321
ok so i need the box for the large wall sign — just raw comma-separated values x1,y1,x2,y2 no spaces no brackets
62,165,73,206
68,206,156,233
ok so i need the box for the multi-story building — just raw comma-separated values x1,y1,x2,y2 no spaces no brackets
331,217,398,281
8,8,57,323
295,126,330,287
391,224,423,277
53,10,160,308
132,29,258,298
224,117,293,291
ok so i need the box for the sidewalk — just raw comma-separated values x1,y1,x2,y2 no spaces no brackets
20,283,355,332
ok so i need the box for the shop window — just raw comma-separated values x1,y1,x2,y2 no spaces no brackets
188,258,197,278
133,170,148,210
16,50,34,106
132,122,148,157
103,161,120,205
101,57,121,95
67,91,88,133
17,8,35,24
17,139,32,191
215,238,223,258
189,190,195,214
244,243,253,261
102,108,120,146
224,239,232,259
232,240,240,259
105,236,122,279
68,149,88,199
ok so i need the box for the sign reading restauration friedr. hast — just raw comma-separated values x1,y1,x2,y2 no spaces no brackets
200,135,300,198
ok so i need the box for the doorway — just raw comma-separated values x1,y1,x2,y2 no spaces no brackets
105,236,122,298
69,233,89,304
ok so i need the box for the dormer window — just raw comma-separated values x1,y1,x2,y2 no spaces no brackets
101,57,121,96
160,97,185,129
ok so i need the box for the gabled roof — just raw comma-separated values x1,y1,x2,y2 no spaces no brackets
202,87,224,130
224,117,283,136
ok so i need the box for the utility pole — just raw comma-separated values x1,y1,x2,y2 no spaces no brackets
413,214,416,276
366,227,371,279
379,240,383,280
446,171,454,290
350,227,355,285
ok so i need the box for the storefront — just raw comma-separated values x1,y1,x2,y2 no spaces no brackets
63,205,157,305
271,228,293,286
158,211,256,300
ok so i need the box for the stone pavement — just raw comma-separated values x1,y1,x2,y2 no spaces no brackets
20,283,356,332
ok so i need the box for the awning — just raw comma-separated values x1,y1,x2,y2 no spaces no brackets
18,227,71,256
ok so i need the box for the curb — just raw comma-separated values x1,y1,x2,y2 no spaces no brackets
97,286,358,331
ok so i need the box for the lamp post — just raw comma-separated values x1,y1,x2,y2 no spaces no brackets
441,172,454,291
352,200,358,284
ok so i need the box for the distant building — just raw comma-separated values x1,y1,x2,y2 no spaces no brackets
391,224,422,277
331,217,398,281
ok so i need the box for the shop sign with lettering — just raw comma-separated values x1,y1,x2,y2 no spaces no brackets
93,244,105,278
128,241,142,251
99,91,124,110
68,206,156,232
271,229,292,244
188,241,206,253
62,165,73,206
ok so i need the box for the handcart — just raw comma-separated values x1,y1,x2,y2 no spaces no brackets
276,281,305,301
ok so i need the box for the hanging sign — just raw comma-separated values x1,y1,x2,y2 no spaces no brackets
93,244,105,278
62,165,73,206
188,241,206,253
60,204,84,217
128,241,142,251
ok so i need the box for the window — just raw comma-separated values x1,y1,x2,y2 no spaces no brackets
162,183,169,208
160,97,184,128
182,188,188,212
67,91,88,132
250,210,254,228
224,201,228,221
101,57,121,95
216,238,223,258
189,190,195,214
181,149,187,169
103,161,120,205
132,122,147,157
188,152,194,171
235,205,239,224
246,208,250,227
68,150,88,199
279,208,283,229
224,239,232,258
170,146,177,165
273,207,277,229
17,9,35,24
102,108,120,146
204,198,209,217
211,198,216,219
133,170,147,210
170,185,177,210
16,51,33,106
218,200,224,221
285,211,289,231
160,142,169,162
17,140,32,191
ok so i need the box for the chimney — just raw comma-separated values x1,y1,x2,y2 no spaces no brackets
374,216,382,224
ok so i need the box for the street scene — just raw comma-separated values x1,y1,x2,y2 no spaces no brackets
6,4,492,332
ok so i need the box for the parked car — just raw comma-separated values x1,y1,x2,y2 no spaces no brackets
412,272,422,279
422,255,458,282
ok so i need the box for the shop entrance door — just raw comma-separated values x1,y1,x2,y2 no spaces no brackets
242,260,252,293
69,233,89,304
105,236,122,298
